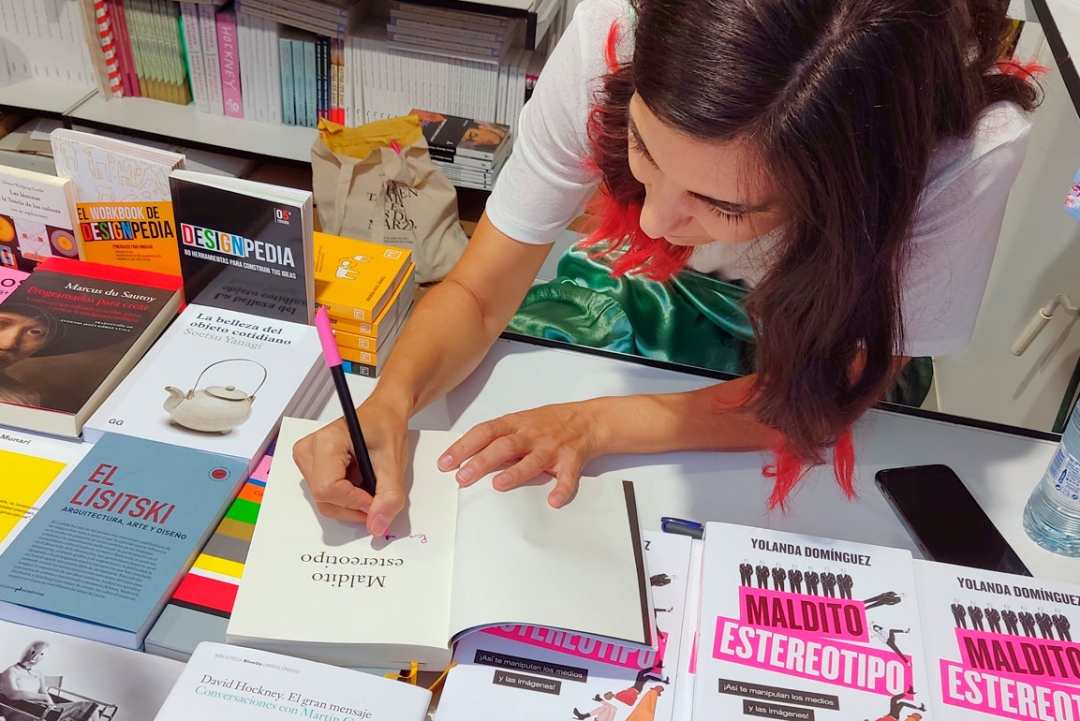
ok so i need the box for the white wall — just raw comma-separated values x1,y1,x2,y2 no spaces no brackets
934,23,1080,431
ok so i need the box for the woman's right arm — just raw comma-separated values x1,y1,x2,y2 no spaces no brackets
293,215,551,535
294,0,616,534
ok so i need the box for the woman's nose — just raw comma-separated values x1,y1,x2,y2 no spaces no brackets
638,182,690,240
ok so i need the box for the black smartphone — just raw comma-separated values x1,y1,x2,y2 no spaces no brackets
875,463,1032,576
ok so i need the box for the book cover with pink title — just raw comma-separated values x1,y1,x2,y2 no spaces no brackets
915,559,1080,721
694,522,934,721
216,7,243,119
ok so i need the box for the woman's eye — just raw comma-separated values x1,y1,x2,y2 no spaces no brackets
707,205,746,225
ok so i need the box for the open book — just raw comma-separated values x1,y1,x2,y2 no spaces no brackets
227,417,654,670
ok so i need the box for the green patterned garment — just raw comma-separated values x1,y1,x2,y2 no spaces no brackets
509,244,933,407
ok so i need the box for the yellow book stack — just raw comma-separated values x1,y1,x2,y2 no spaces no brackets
313,232,416,377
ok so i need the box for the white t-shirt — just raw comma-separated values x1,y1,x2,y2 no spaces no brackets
486,0,1033,358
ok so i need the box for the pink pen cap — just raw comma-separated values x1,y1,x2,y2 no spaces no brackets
314,307,343,367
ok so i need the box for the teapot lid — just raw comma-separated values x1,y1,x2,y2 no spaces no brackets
205,385,249,401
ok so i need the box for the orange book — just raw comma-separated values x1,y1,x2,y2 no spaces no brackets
335,303,410,369
327,264,415,342
314,232,411,322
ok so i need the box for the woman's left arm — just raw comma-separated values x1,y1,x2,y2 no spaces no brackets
440,357,909,507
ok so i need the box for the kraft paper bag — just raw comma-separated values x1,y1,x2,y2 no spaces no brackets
312,116,469,283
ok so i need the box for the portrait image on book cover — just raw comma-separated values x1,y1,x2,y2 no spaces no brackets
0,272,168,413
457,122,507,155
0,640,116,721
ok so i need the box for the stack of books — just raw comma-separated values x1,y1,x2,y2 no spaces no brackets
386,1,520,63
313,232,416,378
412,110,512,191
236,0,365,39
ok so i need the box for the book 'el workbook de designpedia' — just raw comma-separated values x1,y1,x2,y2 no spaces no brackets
51,129,186,276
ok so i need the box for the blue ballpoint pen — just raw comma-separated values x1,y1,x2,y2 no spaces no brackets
661,516,704,540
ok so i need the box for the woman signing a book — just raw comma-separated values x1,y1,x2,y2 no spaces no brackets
295,0,1039,535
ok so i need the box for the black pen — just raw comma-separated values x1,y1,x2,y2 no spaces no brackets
315,307,377,496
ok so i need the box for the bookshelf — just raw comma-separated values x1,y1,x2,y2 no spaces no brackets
0,78,96,116
69,94,319,163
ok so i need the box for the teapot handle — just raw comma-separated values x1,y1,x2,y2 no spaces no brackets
193,358,270,399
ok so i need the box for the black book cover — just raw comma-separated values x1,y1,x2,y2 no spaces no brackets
171,177,311,323
0,267,173,413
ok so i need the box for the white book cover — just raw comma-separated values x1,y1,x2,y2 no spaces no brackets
153,642,431,721
198,3,224,115
0,618,182,721
228,417,652,671
436,531,691,721
0,165,81,269
672,539,703,721
84,303,321,464
181,2,211,112
695,522,934,721
914,559,1080,720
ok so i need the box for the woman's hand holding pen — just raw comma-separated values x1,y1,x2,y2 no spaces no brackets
293,393,409,537
437,400,606,508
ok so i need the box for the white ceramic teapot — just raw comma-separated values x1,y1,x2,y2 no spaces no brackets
163,359,268,433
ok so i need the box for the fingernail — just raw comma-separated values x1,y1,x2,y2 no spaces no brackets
369,513,390,536
457,466,474,484
550,492,564,508
494,472,511,489
359,503,371,515
438,454,454,471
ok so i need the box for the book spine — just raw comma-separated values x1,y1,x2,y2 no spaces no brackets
389,2,511,29
92,0,124,95
180,3,209,111
290,38,306,126
388,17,509,44
265,19,282,124
108,0,135,96
217,9,243,117
303,38,317,128
198,3,224,114
315,35,327,121
235,11,256,120
278,36,294,125
243,4,346,37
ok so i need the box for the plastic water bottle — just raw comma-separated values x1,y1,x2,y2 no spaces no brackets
1023,402,1080,555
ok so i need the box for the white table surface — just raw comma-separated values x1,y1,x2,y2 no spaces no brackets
315,338,1080,585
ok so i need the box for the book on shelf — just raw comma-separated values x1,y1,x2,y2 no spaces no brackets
411,109,512,163
336,302,411,375
313,232,411,323
0,166,83,272
0,618,183,721
84,303,331,471
144,449,273,661
0,432,248,649
0,257,182,438
326,262,415,339
436,531,694,721
152,642,432,721
228,417,655,670
0,267,29,301
0,427,91,555
51,129,186,276
115,0,192,104
170,169,315,323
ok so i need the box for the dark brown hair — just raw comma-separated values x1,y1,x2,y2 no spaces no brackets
586,0,1039,505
